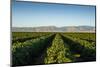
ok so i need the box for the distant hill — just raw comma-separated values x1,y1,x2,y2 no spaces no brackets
12,26,95,32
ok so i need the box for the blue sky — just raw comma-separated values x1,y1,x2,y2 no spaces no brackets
12,1,96,27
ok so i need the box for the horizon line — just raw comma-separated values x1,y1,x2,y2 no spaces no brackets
12,25,95,28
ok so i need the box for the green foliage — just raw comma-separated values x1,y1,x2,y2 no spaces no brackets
12,32,52,43
12,32,96,66
61,33,96,61
44,34,73,64
12,34,55,66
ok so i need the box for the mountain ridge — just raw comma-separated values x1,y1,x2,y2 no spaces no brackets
12,26,95,32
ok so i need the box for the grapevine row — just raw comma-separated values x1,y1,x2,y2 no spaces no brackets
44,34,74,64
61,34,96,61
12,34,55,66
12,32,52,43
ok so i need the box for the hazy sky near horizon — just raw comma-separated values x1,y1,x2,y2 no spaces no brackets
12,1,96,27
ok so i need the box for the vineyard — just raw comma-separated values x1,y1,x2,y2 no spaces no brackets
12,32,96,66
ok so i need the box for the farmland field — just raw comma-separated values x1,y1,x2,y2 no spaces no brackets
12,32,96,66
